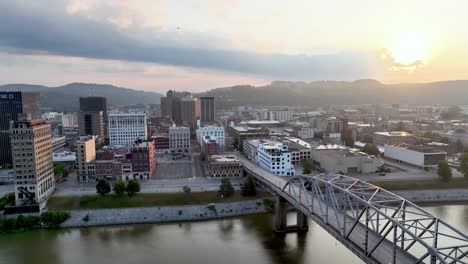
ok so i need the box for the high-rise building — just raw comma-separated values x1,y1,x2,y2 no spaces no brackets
169,126,190,153
78,97,107,139
76,136,96,177
78,111,105,139
108,113,147,146
0,92,40,165
161,90,174,119
200,97,215,123
10,118,55,209
161,91,197,128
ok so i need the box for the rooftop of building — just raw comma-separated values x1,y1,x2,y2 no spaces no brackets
283,137,312,149
240,120,281,126
374,131,413,137
314,144,378,158
76,135,95,142
386,143,447,154
108,112,146,117
202,135,218,143
132,140,154,148
52,151,76,162
208,155,241,163
230,125,269,132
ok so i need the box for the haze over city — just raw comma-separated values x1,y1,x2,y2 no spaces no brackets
2,0,468,92
1,1,468,264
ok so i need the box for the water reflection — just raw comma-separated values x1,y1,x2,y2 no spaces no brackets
0,204,466,264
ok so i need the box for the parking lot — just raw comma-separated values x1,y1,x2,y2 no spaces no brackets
155,154,193,179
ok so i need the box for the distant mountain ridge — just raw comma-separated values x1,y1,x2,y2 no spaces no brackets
0,83,161,111
200,79,468,108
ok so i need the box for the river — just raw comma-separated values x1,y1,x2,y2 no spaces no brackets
1,204,467,264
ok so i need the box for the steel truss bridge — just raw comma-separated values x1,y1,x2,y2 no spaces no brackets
237,154,468,264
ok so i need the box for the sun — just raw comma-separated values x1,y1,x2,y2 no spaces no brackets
388,34,428,65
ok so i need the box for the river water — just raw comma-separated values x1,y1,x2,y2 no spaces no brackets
1,204,467,264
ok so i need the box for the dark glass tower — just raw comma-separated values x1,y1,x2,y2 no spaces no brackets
0,92,40,165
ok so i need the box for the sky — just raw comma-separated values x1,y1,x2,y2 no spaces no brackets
0,0,468,93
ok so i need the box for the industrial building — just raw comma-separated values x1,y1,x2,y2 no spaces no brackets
310,144,381,174
384,144,447,169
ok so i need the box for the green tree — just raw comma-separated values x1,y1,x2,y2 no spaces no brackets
241,177,256,196
452,139,465,153
219,178,235,197
113,179,126,196
183,186,191,195
361,134,374,144
437,160,452,182
459,153,468,179
126,179,141,197
362,143,380,156
343,130,354,147
96,179,111,196
302,164,312,175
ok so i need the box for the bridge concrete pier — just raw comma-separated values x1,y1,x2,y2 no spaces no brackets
275,196,309,234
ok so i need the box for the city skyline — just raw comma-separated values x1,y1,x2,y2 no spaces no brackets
1,0,468,92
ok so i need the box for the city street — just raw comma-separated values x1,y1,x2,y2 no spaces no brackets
53,177,244,196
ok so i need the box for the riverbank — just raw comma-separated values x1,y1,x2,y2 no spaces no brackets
60,198,273,228
394,189,468,203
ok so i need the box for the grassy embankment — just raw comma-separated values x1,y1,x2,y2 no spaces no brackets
47,191,272,210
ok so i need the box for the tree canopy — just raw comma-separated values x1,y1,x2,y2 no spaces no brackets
219,178,235,197
241,177,256,196
437,160,452,182
126,179,141,197
96,179,111,196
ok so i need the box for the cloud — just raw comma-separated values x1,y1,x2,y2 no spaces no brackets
0,1,379,80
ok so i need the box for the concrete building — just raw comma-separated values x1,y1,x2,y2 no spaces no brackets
108,113,147,146
130,140,156,180
244,139,295,176
373,131,416,146
169,126,190,153
179,96,196,128
282,137,313,165
76,136,96,178
207,155,243,178
197,125,225,150
201,136,219,155
310,144,381,174
384,144,447,169
227,125,270,151
61,113,78,127
200,97,215,123
10,119,55,209
78,111,105,140
51,136,66,152
0,91,40,165
79,96,107,134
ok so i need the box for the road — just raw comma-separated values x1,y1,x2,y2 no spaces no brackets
54,177,244,196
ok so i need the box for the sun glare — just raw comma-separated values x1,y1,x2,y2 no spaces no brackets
389,35,428,65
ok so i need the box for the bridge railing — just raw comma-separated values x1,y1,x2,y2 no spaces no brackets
280,174,468,264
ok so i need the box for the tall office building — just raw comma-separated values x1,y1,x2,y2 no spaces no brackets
10,118,55,209
78,97,107,140
108,113,148,146
0,92,40,165
161,91,197,128
200,97,215,123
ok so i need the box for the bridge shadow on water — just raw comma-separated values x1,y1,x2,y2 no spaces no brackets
239,213,308,264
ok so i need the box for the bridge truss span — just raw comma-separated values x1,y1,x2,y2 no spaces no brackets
281,174,468,264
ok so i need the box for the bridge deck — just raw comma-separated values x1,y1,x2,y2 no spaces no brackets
237,154,419,264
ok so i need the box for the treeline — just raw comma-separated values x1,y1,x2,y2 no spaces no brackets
0,211,70,233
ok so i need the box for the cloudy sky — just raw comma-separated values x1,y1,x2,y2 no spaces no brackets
0,0,467,92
